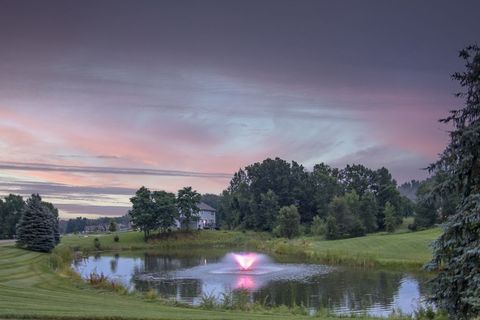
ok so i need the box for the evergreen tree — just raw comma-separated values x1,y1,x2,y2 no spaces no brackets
0,194,25,239
108,219,117,232
426,45,480,318
42,201,60,245
16,194,56,252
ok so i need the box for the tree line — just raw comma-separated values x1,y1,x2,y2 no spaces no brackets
64,215,130,234
128,186,201,240
213,159,413,239
400,173,461,231
0,193,60,252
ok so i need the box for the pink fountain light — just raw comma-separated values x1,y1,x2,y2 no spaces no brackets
233,253,258,271
235,276,256,289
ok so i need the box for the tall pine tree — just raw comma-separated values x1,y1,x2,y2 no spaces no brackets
16,194,57,252
427,45,480,319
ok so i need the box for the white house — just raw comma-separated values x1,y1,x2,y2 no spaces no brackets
175,202,216,229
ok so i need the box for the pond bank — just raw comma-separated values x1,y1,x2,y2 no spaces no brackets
0,243,398,320
60,228,440,269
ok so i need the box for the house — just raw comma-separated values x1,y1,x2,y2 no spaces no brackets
175,202,216,229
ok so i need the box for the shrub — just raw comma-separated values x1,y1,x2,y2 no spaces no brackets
199,292,217,310
232,289,250,310
143,288,158,300
114,234,119,242
325,215,340,240
311,215,326,236
350,218,366,237
93,237,101,250
275,205,301,239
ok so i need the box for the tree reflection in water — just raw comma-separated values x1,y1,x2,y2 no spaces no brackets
73,250,430,316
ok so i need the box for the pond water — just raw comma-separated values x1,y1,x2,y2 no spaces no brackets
72,249,431,316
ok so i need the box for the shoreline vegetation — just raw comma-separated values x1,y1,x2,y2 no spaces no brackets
0,228,440,320
61,228,441,269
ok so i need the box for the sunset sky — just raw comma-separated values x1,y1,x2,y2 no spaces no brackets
1,0,479,218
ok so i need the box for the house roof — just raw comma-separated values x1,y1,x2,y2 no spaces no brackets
198,202,216,211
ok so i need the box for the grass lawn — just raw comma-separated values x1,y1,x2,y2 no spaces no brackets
306,228,441,268
0,228,440,319
0,244,331,320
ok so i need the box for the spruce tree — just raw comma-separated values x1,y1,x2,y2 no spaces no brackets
427,45,480,319
42,201,60,245
16,194,56,252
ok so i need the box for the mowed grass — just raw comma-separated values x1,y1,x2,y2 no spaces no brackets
0,228,439,320
0,244,326,320
306,228,441,268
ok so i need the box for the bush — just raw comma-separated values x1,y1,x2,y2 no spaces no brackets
350,218,366,237
325,215,340,240
232,289,250,310
275,205,300,239
93,237,101,250
311,215,326,236
114,234,119,242
200,292,217,310
143,288,158,300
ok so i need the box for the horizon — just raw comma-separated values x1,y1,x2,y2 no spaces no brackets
1,0,479,218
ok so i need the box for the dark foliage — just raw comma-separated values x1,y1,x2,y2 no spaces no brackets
0,194,25,239
219,157,411,238
426,45,480,319
129,186,179,240
16,194,58,252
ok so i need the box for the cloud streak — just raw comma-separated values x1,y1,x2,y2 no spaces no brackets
0,161,232,179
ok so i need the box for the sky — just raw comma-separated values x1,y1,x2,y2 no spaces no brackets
0,0,479,219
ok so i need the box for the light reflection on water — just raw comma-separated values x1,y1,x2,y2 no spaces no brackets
72,250,431,316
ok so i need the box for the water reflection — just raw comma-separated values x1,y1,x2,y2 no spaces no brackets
236,275,256,290
73,250,430,316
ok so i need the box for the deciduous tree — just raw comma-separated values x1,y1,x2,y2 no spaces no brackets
152,190,177,232
177,187,201,230
275,205,300,239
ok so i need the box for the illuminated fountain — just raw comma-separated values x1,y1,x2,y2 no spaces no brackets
232,253,257,271
134,251,332,293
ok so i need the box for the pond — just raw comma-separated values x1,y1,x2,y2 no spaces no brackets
72,249,431,316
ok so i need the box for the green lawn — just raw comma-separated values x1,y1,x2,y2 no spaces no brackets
0,228,440,319
0,244,325,320
306,228,441,267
